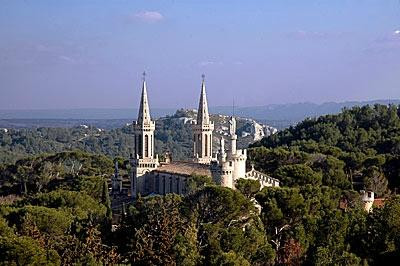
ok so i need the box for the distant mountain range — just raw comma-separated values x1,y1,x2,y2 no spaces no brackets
214,99,400,123
1,99,399,129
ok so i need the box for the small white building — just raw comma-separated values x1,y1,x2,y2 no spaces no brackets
361,190,374,212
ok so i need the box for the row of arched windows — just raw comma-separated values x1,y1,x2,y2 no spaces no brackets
154,175,188,195
134,134,153,158
194,133,212,157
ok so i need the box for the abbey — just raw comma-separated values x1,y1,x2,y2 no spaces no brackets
112,75,279,199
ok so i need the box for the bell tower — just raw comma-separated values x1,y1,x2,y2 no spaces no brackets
131,72,159,199
192,75,214,164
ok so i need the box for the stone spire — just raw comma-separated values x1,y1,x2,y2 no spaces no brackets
196,74,210,125
137,72,151,125
131,72,159,200
192,74,214,164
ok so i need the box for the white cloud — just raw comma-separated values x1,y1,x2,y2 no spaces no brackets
364,31,400,54
198,60,223,67
288,30,328,40
133,11,164,23
58,55,76,64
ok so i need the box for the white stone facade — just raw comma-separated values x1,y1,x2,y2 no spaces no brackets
211,116,279,190
361,190,374,212
129,75,279,199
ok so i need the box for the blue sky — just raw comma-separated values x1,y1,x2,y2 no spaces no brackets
1,0,400,109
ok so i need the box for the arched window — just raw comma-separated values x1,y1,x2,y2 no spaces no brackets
205,134,208,156
209,135,212,156
150,135,153,157
138,135,143,157
134,134,137,155
145,135,149,157
198,134,201,156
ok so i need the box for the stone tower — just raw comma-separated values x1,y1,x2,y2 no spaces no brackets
361,190,374,212
227,116,247,183
131,73,159,199
211,116,247,189
192,75,214,164
211,138,233,188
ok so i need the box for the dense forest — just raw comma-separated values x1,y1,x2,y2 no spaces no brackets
1,104,400,265
251,104,400,196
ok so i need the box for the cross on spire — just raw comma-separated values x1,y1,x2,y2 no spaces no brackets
197,74,210,125
202,74,205,82
142,71,146,82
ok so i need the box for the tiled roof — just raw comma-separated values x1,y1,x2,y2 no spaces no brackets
373,198,386,208
154,161,212,177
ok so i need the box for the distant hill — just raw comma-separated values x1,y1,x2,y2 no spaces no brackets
1,99,399,129
0,109,276,164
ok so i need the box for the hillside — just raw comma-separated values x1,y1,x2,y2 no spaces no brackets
0,109,276,164
250,104,400,195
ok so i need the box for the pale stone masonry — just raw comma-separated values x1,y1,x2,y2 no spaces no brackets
192,75,214,164
130,76,160,199
129,74,279,199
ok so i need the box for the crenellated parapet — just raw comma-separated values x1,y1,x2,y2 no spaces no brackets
244,167,280,188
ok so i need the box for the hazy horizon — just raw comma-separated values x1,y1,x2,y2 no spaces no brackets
1,99,399,122
1,0,400,109
1,98,400,111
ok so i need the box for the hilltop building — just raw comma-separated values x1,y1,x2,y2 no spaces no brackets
128,74,279,199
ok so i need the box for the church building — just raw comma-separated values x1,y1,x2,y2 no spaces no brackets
112,74,280,199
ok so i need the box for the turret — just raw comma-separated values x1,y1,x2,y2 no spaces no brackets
227,116,247,185
217,137,226,162
210,137,233,188
229,116,237,156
